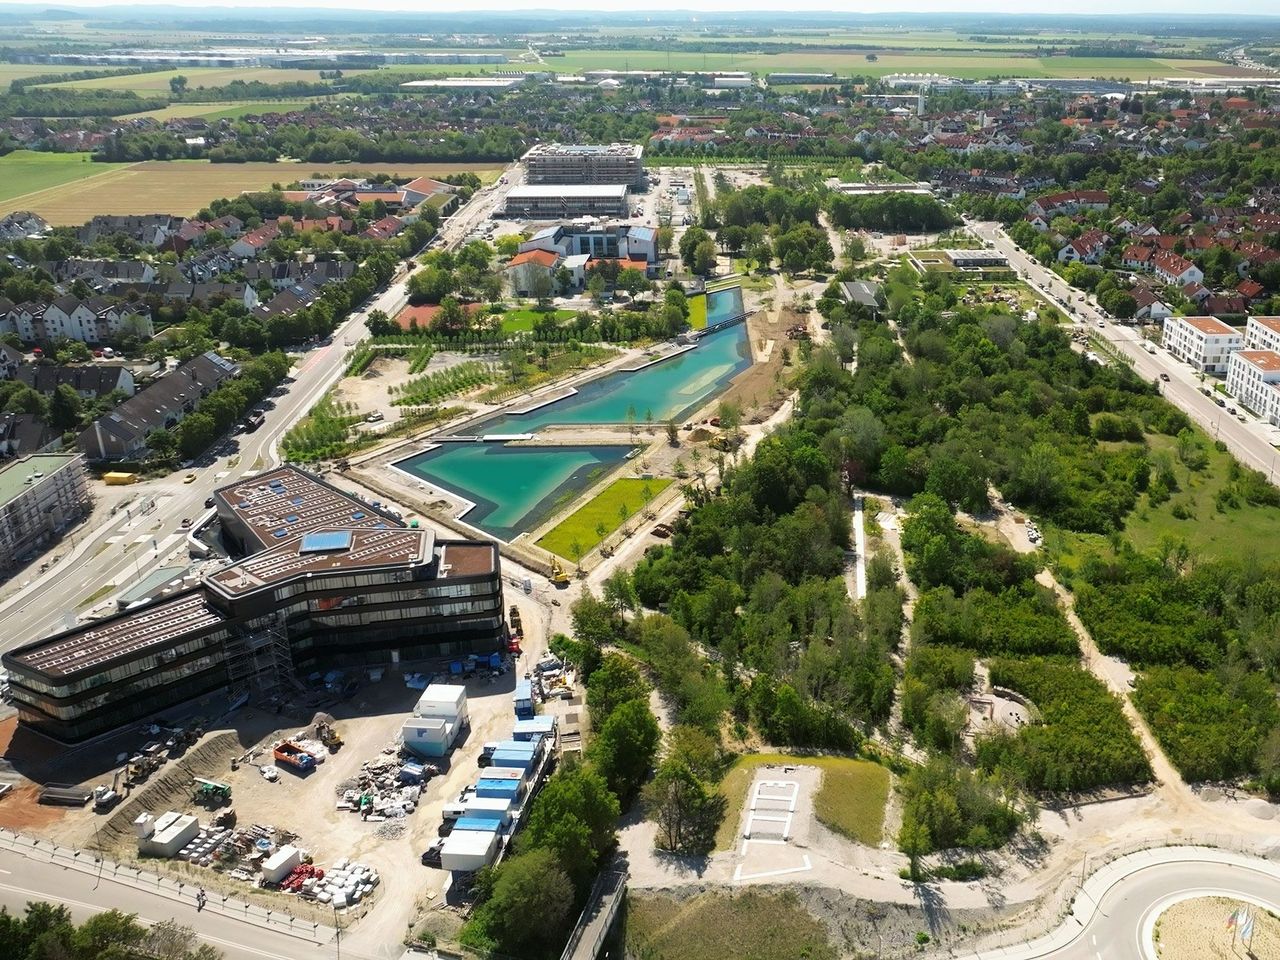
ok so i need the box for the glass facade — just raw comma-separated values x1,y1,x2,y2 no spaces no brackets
5,543,504,743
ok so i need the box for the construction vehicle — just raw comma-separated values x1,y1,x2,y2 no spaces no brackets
214,808,237,829
127,754,161,785
273,740,316,773
549,557,570,587
92,784,121,812
193,778,232,806
316,721,344,752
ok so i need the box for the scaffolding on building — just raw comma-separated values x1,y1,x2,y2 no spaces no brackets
223,618,301,705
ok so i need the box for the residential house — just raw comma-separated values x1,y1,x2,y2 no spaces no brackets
362,216,405,242
1132,289,1173,321
77,351,239,461
229,223,281,259
0,413,58,458
76,215,181,248
1153,251,1204,287
503,249,560,296
1057,229,1108,264
1027,190,1110,219
0,211,49,242
0,342,22,379
1227,350,1280,423
1121,245,1156,271
0,296,154,345
13,364,135,399
1244,316,1280,354
1161,314,1242,375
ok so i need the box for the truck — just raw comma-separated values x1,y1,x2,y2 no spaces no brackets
102,471,138,485
243,412,265,433
273,740,316,772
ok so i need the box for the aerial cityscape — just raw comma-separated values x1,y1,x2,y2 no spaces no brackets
0,4,1277,959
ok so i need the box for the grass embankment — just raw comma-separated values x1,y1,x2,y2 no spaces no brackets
626,890,837,960
536,477,672,560
713,753,890,851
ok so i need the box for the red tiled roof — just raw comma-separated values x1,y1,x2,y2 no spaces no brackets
506,249,559,270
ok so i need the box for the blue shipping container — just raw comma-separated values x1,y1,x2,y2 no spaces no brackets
489,750,533,771
453,817,502,833
476,779,521,800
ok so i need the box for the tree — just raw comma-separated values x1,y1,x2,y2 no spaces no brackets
602,569,638,615
49,383,83,431
679,226,712,272
519,761,620,894
169,75,188,95
175,411,218,460
569,590,617,678
643,757,719,854
589,697,660,803
365,309,394,336
464,849,574,953
146,427,177,461
530,268,555,306
666,418,680,446
586,653,648,728
693,238,717,277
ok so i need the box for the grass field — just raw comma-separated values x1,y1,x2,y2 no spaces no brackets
626,890,837,960
1050,431,1280,578
687,293,708,329
713,753,890,851
39,66,331,93
536,476,672,560
118,99,325,121
0,151,126,206
0,158,505,224
498,307,575,334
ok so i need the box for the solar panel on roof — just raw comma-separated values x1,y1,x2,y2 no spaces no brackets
286,514,299,522
299,531,353,554
273,530,287,538
291,496,303,505
352,512,365,520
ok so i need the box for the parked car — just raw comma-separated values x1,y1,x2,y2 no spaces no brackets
183,473,197,484
205,496,216,508
1159,373,1170,382
421,842,443,868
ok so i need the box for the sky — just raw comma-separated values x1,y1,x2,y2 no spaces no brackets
5,0,1276,14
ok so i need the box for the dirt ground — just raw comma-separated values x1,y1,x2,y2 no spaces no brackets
1155,897,1280,959
716,306,796,425
332,352,488,427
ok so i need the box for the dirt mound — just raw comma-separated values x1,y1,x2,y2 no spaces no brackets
97,732,244,855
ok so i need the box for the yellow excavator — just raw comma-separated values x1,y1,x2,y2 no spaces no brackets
549,555,570,587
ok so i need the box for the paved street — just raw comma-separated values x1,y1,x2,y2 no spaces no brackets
970,220,1280,480
957,846,1280,960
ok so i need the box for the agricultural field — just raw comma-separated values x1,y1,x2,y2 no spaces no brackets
0,151,126,206
0,158,505,223
712,753,890,851
542,49,1239,79
117,99,326,121
37,66,332,93
0,63,65,85
626,890,838,960
536,476,673,561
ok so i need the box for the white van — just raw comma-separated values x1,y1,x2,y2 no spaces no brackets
441,803,469,821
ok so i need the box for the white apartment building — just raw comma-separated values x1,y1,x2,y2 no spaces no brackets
1244,316,1280,354
1162,315,1243,375
522,144,645,186
1227,350,1280,423
0,454,90,570
0,296,154,345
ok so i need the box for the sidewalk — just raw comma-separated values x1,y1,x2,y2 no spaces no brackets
0,827,337,944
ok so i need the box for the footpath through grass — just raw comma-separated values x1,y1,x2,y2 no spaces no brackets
713,753,890,851
626,890,837,960
0,151,126,205
536,476,671,560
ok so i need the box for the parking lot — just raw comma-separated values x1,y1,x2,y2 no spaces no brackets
732,764,818,883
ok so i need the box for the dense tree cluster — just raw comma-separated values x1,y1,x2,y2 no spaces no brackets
0,904,217,960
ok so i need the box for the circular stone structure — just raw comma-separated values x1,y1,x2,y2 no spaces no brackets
1153,896,1280,959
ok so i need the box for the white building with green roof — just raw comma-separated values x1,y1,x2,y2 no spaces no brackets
0,454,89,571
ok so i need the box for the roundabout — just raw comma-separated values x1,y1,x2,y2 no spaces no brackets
957,846,1280,959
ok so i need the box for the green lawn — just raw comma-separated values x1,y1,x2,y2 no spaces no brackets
0,151,127,205
119,99,321,121
688,293,708,330
536,476,672,561
626,890,837,960
499,307,575,334
1050,430,1280,579
713,753,890,851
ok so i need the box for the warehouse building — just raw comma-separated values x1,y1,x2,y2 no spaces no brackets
522,143,645,186
0,454,90,572
2,466,504,743
503,184,630,220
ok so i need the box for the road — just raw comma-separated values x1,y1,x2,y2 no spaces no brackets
0,845,350,960
969,220,1280,482
957,846,1280,960
0,167,519,655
